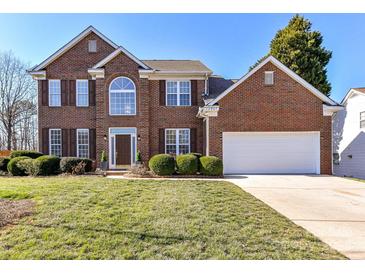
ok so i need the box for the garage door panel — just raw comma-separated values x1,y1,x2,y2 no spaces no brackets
223,132,320,174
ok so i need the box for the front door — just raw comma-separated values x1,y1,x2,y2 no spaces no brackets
115,135,131,168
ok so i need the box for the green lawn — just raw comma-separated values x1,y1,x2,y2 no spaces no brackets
0,177,345,259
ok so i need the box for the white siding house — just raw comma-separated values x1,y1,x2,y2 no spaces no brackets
333,88,365,179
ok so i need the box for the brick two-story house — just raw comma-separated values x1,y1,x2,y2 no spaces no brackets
28,26,342,174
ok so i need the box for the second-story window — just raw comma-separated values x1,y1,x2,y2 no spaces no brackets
166,80,191,106
49,80,61,107
76,80,89,107
109,77,136,115
361,111,365,129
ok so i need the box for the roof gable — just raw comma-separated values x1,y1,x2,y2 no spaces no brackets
207,55,338,106
341,88,365,104
93,47,149,69
31,26,138,71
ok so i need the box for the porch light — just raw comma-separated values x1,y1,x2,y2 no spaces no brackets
137,135,141,141
103,135,107,141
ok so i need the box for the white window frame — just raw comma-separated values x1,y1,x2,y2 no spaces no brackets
76,79,89,107
76,128,90,158
49,128,62,157
166,80,191,106
88,40,97,53
48,79,61,107
264,71,274,85
360,111,365,129
109,77,137,116
165,128,190,155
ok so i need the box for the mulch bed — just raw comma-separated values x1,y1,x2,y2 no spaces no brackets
0,199,35,228
123,172,224,179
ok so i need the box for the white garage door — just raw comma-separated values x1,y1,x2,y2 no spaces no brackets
223,132,320,174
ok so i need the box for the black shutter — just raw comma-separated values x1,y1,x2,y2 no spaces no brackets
62,129,69,156
41,80,48,106
191,80,198,106
69,80,76,106
89,129,96,159
89,80,96,106
159,128,165,153
190,128,197,153
61,80,68,106
69,129,77,156
159,80,166,106
42,128,49,154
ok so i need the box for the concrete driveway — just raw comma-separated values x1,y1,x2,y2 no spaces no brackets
226,175,365,259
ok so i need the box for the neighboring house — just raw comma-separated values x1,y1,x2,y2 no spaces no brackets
333,88,365,179
28,26,342,174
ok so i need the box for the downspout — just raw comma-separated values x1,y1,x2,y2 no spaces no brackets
206,116,210,156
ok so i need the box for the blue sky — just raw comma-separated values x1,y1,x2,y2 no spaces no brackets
0,13,364,102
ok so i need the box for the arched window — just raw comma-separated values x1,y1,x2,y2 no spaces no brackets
109,77,136,115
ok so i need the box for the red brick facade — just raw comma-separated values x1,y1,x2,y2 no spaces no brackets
37,32,205,165
208,62,332,174
36,29,334,174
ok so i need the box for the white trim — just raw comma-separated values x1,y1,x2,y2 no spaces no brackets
108,76,137,116
76,128,90,158
92,47,149,70
28,70,46,80
207,55,338,106
164,128,190,155
31,26,118,72
49,128,62,157
76,79,89,107
341,88,365,105
48,79,61,107
108,127,137,169
165,80,191,106
87,68,105,79
205,117,210,156
323,105,344,116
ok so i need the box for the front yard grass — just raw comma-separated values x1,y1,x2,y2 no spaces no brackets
0,177,345,259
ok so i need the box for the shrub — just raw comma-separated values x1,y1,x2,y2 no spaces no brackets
148,154,175,176
176,154,198,175
17,158,40,176
71,161,86,175
10,150,43,159
189,152,202,159
136,151,142,162
7,156,31,176
0,157,10,172
100,150,107,162
34,155,60,176
199,156,223,176
60,157,93,173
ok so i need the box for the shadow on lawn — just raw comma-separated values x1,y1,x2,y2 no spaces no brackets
26,223,195,243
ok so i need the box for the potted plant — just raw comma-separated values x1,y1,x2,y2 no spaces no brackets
135,151,142,166
100,150,108,171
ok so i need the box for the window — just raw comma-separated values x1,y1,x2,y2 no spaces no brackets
88,40,97,52
49,129,62,157
49,80,61,106
76,80,89,107
165,129,190,155
77,129,89,158
109,77,136,115
166,80,191,106
361,111,365,128
264,71,274,85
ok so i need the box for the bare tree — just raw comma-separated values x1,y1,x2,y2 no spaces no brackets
0,51,37,151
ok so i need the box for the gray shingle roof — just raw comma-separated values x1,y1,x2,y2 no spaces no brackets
205,76,235,100
142,60,212,73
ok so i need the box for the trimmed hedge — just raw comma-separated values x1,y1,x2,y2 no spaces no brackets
7,156,31,176
176,154,198,175
0,157,10,172
148,154,175,176
199,156,223,176
60,157,93,173
35,155,60,176
10,150,43,159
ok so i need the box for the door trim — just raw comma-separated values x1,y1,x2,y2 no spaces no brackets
108,127,137,169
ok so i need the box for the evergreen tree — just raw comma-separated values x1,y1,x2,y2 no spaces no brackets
253,15,332,96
